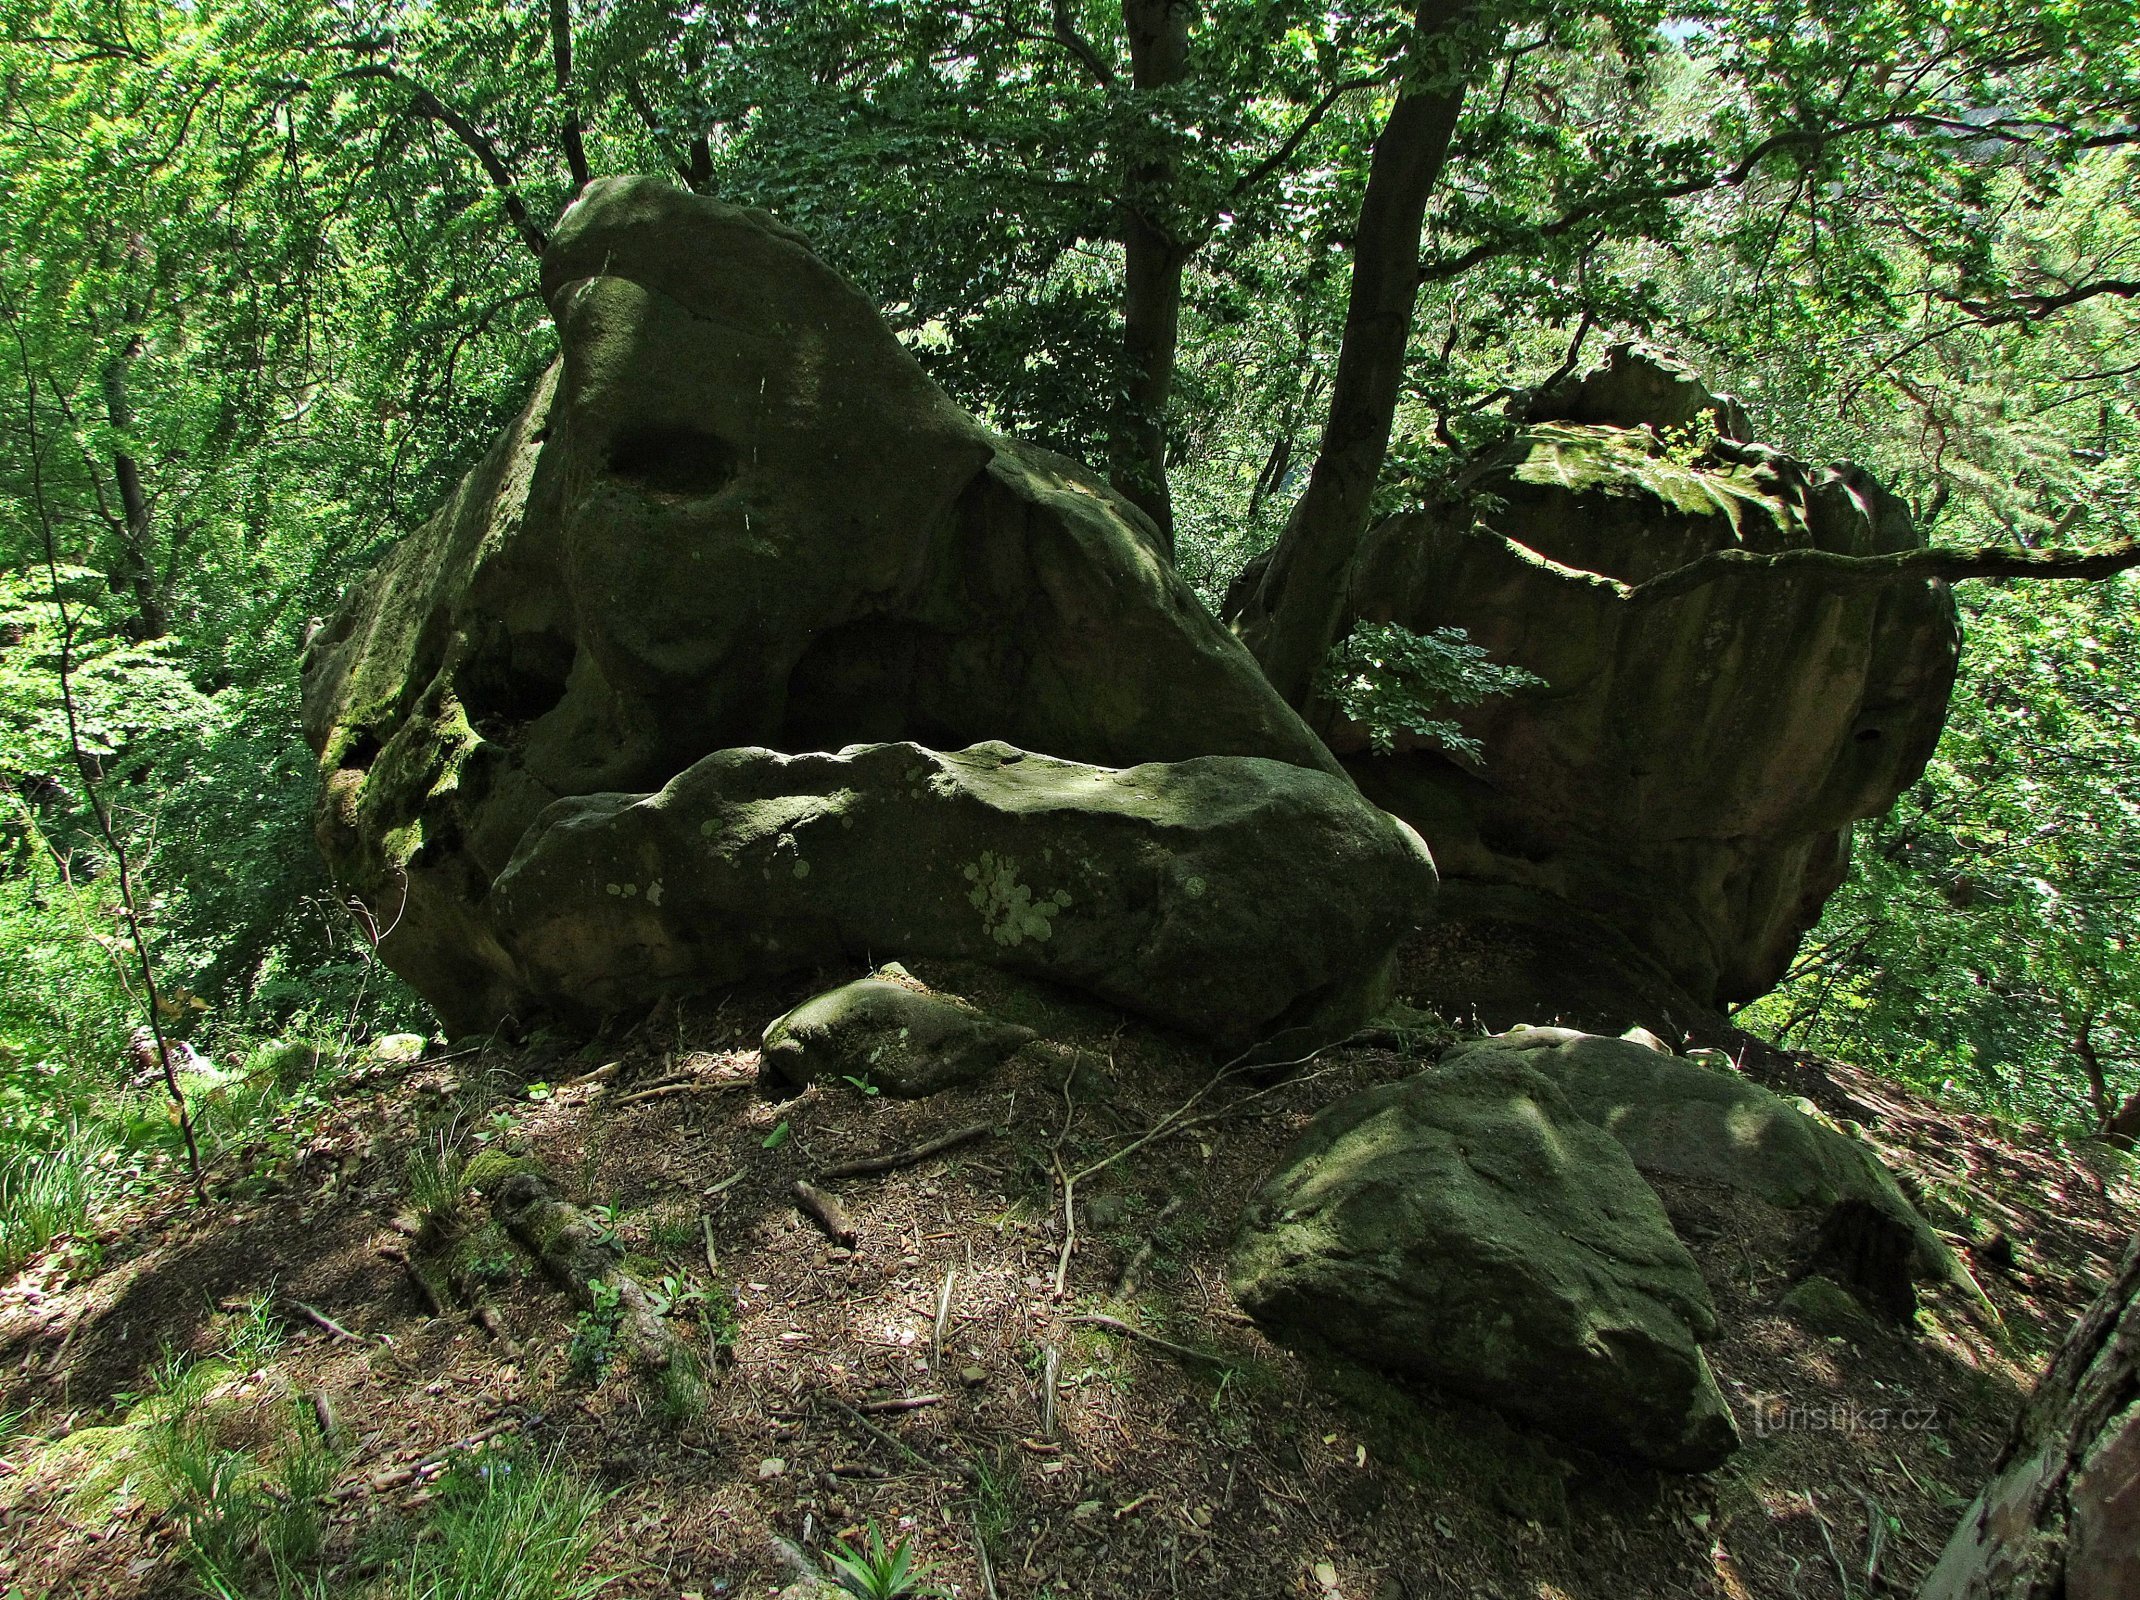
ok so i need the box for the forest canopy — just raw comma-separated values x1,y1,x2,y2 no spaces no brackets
3,0,2139,1145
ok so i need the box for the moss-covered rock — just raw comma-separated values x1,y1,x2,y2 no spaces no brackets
486,740,1433,1051
1228,1053,1740,1471
302,175,1389,1043
1444,1027,1967,1314
761,973,1036,1096
1781,1275,1876,1340
1241,344,1960,1024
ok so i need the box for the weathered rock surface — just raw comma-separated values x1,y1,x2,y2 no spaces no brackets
475,740,1432,1047
300,176,1426,1040
1244,345,1959,1023
1445,1027,1964,1314
1228,1053,1740,1470
1918,1240,2140,1600
760,969,1036,1097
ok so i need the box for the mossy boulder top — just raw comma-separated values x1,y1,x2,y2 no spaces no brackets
299,176,1425,1040
1274,344,1961,1022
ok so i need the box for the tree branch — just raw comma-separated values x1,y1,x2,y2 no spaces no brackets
1051,0,1116,86
547,0,591,188
1625,539,2140,607
339,65,549,257
1232,74,1391,200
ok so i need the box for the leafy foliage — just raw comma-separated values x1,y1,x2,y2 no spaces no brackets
1318,622,1544,759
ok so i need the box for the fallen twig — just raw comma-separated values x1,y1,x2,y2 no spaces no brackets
793,1180,858,1246
818,1122,995,1180
612,1077,755,1109
857,1394,943,1414
286,1298,372,1345
823,1392,933,1470
1070,1312,1230,1367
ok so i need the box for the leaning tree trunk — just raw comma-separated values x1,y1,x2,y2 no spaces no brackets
1918,1235,2140,1600
1232,0,1483,708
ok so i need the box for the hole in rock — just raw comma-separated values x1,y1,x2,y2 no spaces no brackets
340,732,382,772
459,628,577,736
1854,727,1883,744
606,422,738,498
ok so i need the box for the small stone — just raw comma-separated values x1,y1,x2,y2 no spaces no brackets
1314,1561,1339,1591
960,1365,987,1386
758,1457,787,1479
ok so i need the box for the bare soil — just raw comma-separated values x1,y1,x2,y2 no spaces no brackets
3,953,2134,1600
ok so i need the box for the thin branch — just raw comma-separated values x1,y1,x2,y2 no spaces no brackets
1232,74,1392,200
1625,537,2140,607
1050,0,1116,86
0,278,202,1190
338,65,549,256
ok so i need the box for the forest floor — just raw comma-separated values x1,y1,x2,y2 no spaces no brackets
1,948,2134,1600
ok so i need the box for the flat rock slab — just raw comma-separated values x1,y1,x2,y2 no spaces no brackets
760,972,1036,1097
1444,1027,1961,1307
489,740,1435,1051
1229,1054,1740,1471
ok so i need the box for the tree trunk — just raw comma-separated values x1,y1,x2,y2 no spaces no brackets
100,335,167,641
1918,1237,2140,1600
1109,0,1192,552
548,0,591,188
1231,0,1482,707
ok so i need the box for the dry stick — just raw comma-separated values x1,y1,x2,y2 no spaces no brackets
1069,1313,1229,1367
818,1121,996,1180
973,1511,1001,1600
285,1298,371,1345
856,1394,944,1414
1041,1345,1061,1439
793,1180,858,1246
1,284,202,1191
823,1392,933,1470
1051,1041,1338,1297
933,1266,957,1369
702,1214,720,1278
306,1390,342,1450
612,1078,756,1109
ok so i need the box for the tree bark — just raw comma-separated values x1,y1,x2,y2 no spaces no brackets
100,335,167,641
1109,0,1192,552
1233,0,1484,706
1918,1238,2140,1600
547,0,591,188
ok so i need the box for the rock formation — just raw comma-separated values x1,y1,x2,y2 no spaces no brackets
759,967,1036,1097
1240,345,1960,1031
1442,1027,1968,1315
301,177,1434,1042
1228,1052,1741,1471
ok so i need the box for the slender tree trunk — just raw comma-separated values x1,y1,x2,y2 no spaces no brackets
1918,1237,2140,1600
2072,1012,2112,1129
100,335,167,641
1110,0,1192,552
548,0,591,188
1233,0,1484,706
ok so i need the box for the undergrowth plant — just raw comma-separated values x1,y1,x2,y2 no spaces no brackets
0,1123,106,1273
824,1521,942,1600
1316,622,1543,760
390,1442,609,1600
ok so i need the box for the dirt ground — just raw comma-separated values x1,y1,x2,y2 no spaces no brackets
3,950,2134,1600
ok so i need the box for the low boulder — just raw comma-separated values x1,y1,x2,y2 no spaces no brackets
1444,1028,1962,1314
1228,1053,1740,1471
760,969,1036,1097
486,741,1434,1051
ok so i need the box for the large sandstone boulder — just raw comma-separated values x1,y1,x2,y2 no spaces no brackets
1443,1027,1965,1313
1243,345,1960,1024
301,177,1430,1040
1228,1053,1740,1470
